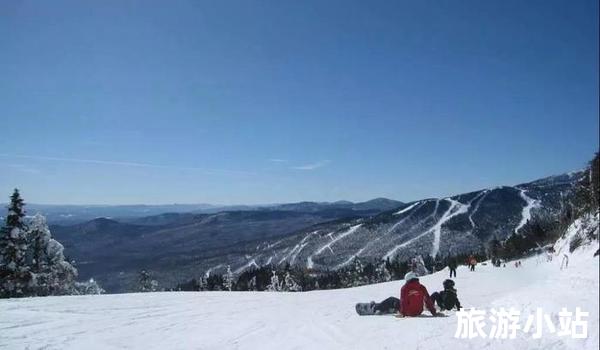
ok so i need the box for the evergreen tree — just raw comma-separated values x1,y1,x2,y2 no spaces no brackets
74,278,105,295
29,213,50,274
206,274,223,290
248,276,257,291
266,270,281,291
223,265,234,291
347,258,364,287
138,270,159,292
283,272,302,291
376,261,391,282
0,189,31,298
198,276,207,291
28,213,77,296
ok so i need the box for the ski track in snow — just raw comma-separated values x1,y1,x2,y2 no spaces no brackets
515,188,540,234
383,200,439,260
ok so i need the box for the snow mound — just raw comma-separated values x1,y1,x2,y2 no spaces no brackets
554,212,599,256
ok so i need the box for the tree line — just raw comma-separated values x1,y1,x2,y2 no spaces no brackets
0,189,104,298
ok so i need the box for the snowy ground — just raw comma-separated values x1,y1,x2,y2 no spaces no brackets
1,248,598,350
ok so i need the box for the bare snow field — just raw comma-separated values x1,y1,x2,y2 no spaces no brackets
1,246,598,350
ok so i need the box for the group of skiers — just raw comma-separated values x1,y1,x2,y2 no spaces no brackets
366,272,461,317
363,255,479,317
447,255,477,277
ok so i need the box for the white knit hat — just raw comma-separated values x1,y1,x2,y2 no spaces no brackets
404,271,418,281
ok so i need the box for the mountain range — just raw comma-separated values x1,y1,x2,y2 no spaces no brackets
47,172,580,292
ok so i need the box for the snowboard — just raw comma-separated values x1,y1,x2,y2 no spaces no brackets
355,302,377,316
355,302,399,316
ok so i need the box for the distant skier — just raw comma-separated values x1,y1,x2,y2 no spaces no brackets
547,247,555,262
430,279,461,311
560,254,569,270
448,259,457,278
468,255,477,271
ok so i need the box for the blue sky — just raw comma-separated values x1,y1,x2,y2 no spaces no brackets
0,0,598,205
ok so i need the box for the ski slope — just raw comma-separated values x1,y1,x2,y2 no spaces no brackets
1,248,598,350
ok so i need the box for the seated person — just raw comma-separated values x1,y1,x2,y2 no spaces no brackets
366,272,440,317
430,279,461,311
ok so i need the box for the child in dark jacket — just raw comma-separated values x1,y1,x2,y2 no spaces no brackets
430,279,461,311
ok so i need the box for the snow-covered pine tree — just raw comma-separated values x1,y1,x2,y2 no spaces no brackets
376,261,392,283
0,189,31,298
27,213,77,296
266,270,281,291
138,270,159,292
223,265,234,291
74,278,105,295
248,276,257,291
412,255,429,276
283,272,302,292
198,276,207,291
44,236,78,295
29,214,49,275
349,258,365,287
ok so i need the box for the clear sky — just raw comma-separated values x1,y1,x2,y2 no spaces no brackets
0,0,598,205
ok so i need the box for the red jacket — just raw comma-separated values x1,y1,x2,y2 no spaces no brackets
399,280,437,316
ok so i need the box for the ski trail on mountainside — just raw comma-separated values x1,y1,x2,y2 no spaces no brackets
205,264,224,278
234,259,259,274
430,199,470,257
335,247,367,269
305,224,362,269
337,201,428,268
468,190,490,230
383,198,468,258
383,200,440,260
514,188,540,234
279,231,316,265
394,201,421,215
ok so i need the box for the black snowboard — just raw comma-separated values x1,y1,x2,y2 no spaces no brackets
355,302,377,315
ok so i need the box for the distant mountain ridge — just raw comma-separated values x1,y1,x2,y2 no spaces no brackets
14,198,404,225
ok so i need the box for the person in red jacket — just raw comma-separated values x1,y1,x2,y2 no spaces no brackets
398,272,439,317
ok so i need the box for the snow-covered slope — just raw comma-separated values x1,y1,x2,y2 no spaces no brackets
2,245,597,350
234,175,577,275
